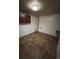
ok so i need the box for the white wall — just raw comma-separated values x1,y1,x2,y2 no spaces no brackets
19,16,38,37
38,14,60,36
19,14,60,37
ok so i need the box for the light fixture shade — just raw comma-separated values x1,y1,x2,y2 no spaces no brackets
32,5,38,11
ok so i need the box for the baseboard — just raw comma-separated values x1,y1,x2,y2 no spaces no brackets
19,31,37,38
37,31,56,38
20,31,57,39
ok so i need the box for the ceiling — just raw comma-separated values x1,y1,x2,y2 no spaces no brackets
19,0,60,16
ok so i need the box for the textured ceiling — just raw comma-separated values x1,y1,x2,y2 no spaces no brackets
19,0,60,16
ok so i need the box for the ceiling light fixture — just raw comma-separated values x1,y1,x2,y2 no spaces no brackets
32,5,39,11
27,0,42,11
